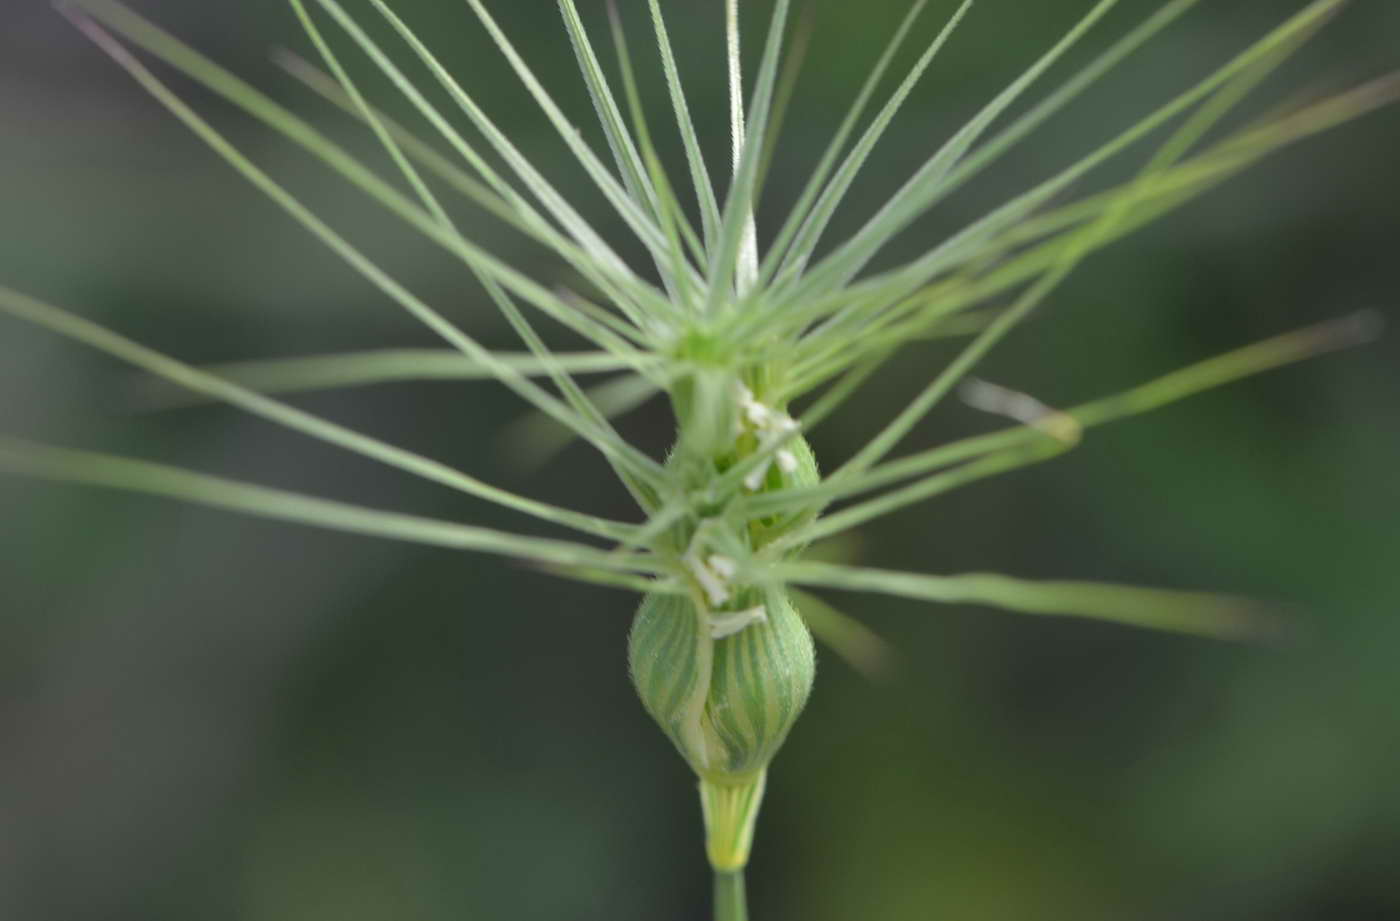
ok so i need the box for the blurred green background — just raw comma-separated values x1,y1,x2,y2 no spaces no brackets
2,1,1398,919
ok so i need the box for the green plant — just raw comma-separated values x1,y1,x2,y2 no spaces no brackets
1,0,1394,917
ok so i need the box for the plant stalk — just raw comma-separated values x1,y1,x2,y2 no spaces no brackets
702,773,764,921
714,868,748,921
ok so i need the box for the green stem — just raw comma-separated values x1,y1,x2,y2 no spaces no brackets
700,773,764,921
714,869,749,921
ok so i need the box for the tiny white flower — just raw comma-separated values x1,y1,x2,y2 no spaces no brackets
685,552,731,607
743,459,773,491
708,605,769,639
707,554,740,580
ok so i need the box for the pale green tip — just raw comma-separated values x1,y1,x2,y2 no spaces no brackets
700,770,768,872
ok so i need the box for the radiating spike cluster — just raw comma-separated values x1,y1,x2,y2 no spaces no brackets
3,0,1394,894
0,0,1392,711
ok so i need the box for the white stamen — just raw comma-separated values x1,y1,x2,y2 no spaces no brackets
733,384,804,487
685,553,731,607
707,554,739,580
709,605,768,639
743,458,773,491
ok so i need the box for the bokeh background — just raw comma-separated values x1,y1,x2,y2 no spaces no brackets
3,1,1398,918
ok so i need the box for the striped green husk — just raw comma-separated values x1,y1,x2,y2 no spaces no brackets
628,590,815,782
700,590,814,777
629,590,713,770
747,433,822,551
